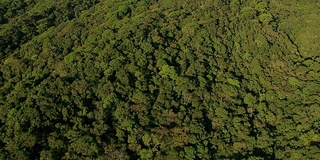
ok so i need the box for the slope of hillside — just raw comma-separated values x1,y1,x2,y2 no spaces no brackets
0,0,319,159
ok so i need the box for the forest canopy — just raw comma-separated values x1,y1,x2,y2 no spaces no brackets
0,0,319,159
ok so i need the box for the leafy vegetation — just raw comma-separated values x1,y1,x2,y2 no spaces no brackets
0,0,319,159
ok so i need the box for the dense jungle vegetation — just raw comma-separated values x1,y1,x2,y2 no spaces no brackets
0,0,319,159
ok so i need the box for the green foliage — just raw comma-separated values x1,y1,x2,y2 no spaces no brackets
288,77,300,86
259,13,273,25
159,64,176,79
227,78,240,88
0,0,319,159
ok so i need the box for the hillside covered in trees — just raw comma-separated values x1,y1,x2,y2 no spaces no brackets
0,0,319,159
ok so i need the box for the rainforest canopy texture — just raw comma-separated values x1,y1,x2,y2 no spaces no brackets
0,0,319,159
